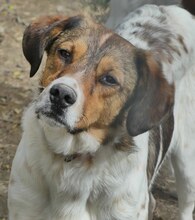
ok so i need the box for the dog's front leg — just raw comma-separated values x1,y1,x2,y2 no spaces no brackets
93,171,150,220
94,190,149,220
171,151,195,220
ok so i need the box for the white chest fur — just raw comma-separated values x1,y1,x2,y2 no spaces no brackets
8,106,150,220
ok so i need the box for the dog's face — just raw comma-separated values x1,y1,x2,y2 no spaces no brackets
23,15,173,143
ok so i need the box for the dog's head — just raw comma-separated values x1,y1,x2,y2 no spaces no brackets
23,15,173,144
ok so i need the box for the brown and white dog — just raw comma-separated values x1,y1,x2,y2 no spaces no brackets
8,2,195,220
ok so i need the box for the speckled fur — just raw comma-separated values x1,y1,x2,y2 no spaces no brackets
116,4,195,220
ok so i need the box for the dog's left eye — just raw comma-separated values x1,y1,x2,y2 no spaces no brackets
58,49,72,64
99,74,118,86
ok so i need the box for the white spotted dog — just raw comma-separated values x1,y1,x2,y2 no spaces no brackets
116,2,195,220
8,4,194,220
105,0,180,29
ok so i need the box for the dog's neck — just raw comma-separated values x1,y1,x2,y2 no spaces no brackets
38,118,101,157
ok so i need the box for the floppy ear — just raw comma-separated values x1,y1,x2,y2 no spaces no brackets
126,50,174,136
22,15,82,77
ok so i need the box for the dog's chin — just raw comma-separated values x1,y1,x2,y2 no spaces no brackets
37,111,67,128
36,110,85,135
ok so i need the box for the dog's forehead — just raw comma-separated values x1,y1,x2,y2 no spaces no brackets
53,16,133,56
41,16,137,87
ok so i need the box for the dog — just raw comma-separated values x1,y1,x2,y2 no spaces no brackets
115,2,195,219
8,2,195,220
105,0,180,28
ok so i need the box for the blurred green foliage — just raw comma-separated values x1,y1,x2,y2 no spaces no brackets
0,0,14,15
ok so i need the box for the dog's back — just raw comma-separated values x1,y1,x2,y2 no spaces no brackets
116,3,195,220
105,0,180,28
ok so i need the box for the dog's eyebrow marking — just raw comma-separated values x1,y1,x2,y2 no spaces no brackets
57,16,83,32
46,16,83,52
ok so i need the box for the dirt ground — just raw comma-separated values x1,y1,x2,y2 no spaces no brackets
0,0,194,219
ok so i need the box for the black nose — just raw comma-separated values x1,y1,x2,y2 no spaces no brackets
50,84,77,108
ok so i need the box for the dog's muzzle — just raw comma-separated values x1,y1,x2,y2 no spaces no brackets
35,76,83,131
50,83,77,109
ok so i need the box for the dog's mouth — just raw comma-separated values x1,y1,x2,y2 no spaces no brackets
36,108,67,126
36,105,85,135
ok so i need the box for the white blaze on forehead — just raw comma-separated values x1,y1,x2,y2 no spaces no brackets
49,76,79,91
99,32,113,47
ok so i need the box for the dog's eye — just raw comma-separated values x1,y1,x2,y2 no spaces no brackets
58,49,72,64
99,74,118,86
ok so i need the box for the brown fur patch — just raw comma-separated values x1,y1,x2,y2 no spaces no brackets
83,153,94,169
30,15,68,31
99,33,113,47
178,35,188,54
75,52,129,132
88,127,109,143
114,134,134,152
40,39,88,87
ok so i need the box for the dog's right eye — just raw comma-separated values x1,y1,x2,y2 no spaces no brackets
58,49,72,64
99,74,119,86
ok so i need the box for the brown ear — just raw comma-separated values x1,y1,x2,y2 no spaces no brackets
126,51,174,136
22,15,82,77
